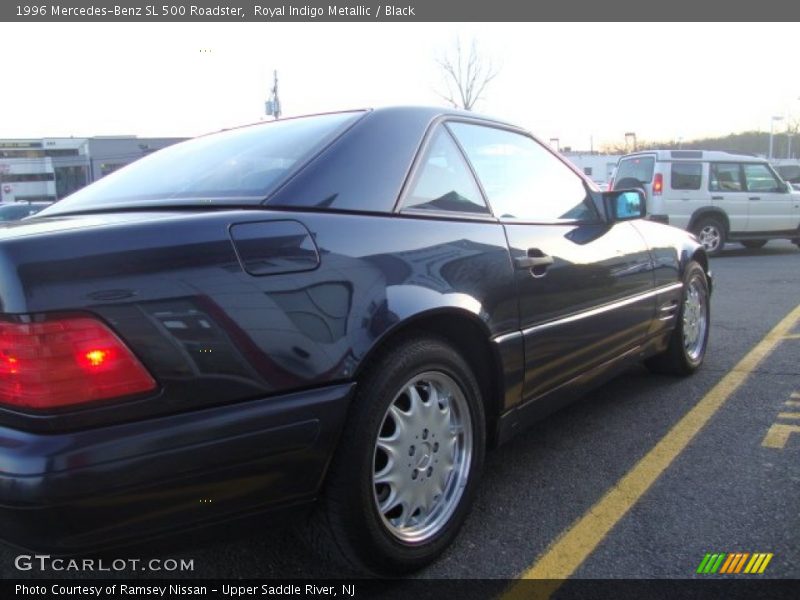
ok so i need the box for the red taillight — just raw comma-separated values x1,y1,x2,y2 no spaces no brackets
653,173,663,195
0,316,156,410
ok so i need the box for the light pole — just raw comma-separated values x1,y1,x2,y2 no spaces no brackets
788,97,800,159
625,132,637,153
768,115,783,160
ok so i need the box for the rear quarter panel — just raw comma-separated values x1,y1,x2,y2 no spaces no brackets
0,210,517,430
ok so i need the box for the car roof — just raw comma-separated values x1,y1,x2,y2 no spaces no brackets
621,149,768,163
220,105,519,136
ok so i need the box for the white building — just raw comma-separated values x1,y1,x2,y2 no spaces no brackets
0,136,184,203
562,152,623,186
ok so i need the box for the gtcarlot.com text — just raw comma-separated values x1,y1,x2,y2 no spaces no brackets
14,554,194,573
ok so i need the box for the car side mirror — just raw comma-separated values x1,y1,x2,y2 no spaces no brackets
603,189,647,222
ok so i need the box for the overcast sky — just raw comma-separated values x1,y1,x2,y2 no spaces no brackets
1,22,798,149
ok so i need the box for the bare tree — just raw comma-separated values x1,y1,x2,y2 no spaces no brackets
435,38,500,111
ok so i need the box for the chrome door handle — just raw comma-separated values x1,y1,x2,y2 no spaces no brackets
514,250,554,277
749,196,761,201
514,255,554,269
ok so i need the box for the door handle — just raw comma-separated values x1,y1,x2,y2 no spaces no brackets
514,250,554,277
711,196,724,200
749,196,761,201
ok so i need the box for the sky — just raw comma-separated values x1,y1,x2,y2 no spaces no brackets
1,22,798,150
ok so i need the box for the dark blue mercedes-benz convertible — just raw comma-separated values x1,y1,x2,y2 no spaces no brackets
0,107,710,575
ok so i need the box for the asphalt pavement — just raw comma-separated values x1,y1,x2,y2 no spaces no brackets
2,240,798,582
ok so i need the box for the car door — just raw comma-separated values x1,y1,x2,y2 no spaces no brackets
448,121,655,403
742,162,795,232
709,162,748,233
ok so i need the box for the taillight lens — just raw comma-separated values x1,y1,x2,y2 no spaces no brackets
653,173,663,195
0,316,156,410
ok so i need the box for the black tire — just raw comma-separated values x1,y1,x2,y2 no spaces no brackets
306,335,486,576
740,240,767,249
692,217,726,256
645,261,710,375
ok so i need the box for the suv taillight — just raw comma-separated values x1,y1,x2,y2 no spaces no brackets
0,316,156,410
653,173,663,195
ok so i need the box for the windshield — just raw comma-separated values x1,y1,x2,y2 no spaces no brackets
41,111,363,214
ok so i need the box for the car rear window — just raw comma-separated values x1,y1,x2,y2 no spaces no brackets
671,162,702,190
615,156,655,184
41,112,363,213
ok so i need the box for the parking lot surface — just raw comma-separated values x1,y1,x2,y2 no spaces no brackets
2,241,798,581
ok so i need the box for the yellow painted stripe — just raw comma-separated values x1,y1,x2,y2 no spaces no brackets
785,401,800,408
743,554,758,574
783,334,800,340
758,553,774,574
746,552,767,573
777,412,800,419
719,553,736,574
762,423,800,449
791,392,800,399
506,303,800,587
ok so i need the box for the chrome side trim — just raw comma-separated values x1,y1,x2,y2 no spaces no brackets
492,282,683,344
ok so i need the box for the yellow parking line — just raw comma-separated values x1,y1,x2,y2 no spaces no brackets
506,303,800,591
762,423,800,449
785,401,800,408
777,412,800,420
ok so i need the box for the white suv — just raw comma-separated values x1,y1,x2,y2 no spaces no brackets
612,150,800,255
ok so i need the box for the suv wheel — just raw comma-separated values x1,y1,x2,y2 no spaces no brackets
741,240,767,250
306,335,486,575
693,217,726,256
645,261,710,375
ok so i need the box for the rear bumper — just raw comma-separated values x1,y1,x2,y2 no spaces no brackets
0,382,354,552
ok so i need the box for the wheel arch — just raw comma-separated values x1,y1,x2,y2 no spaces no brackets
688,207,730,235
354,308,505,447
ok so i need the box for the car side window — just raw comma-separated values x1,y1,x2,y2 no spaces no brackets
709,163,743,192
447,122,595,222
743,164,781,193
401,127,490,215
671,162,702,190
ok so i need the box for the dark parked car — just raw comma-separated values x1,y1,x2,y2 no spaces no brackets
0,107,711,575
0,201,51,221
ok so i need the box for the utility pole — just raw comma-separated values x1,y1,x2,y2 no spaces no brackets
768,115,783,160
265,70,282,120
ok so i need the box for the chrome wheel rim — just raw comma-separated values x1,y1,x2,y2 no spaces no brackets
683,277,708,362
698,225,722,253
372,371,473,544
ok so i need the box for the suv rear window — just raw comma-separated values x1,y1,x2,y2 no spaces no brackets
615,156,655,185
671,162,702,190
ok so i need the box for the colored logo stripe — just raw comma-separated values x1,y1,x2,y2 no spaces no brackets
697,553,773,574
